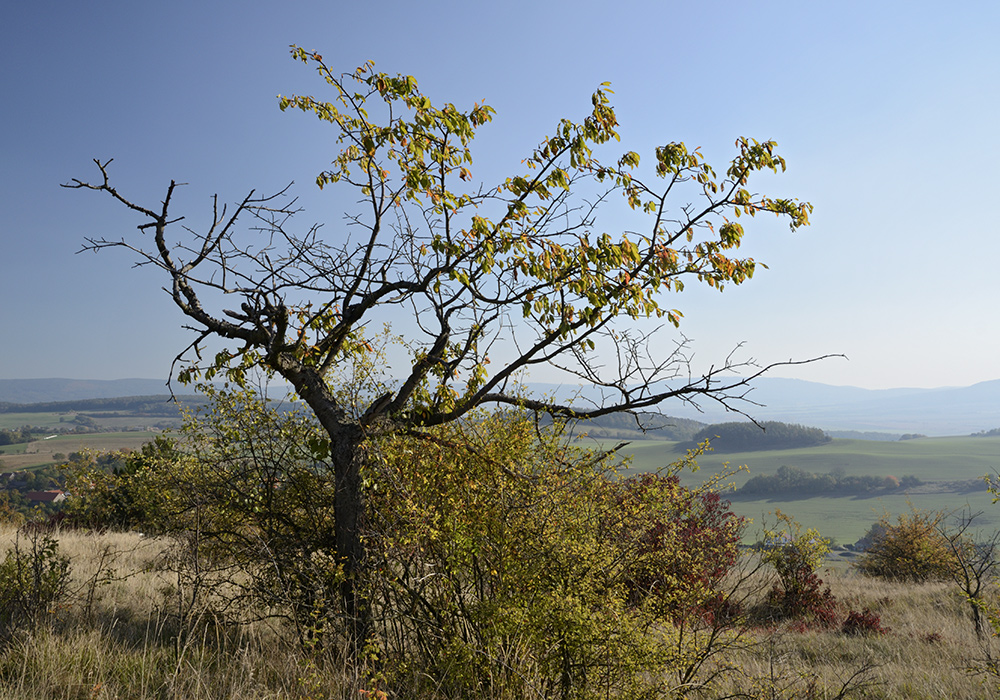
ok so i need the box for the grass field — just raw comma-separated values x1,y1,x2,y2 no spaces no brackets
620,436,1000,484
729,491,1000,545
0,412,69,430
609,436,1000,546
0,410,182,432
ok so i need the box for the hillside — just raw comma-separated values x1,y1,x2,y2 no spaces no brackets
0,379,175,404
529,378,1000,436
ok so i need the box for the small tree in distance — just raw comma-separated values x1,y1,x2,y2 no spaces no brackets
65,49,823,649
856,506,958,583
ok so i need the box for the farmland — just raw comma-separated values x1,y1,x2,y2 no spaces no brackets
5,396,1000,546
0,432,158,471
612,435,1000,545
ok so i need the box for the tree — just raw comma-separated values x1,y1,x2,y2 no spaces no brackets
855,507,958,582
65,49,819,648
940,509,1000,644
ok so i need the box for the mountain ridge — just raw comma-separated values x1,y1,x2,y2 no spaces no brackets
2,377,999,437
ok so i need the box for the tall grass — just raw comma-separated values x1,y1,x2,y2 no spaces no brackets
713,572,999,699
0,526,363,700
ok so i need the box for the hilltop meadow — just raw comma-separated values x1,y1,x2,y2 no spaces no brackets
2,523,999,699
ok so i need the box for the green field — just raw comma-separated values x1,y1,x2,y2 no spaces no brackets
0,410,181,432
0,442,29,456
620,436,1000,484
609,436,1000,545
0,412,69,430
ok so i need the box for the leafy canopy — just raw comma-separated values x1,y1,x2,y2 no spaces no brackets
70,49,814,429
268,51,810,421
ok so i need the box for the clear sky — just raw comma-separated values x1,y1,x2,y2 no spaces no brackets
2,1,998,390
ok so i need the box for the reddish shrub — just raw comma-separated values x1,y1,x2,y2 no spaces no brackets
609,473,746,622
765,566,839,626
841,608,890,636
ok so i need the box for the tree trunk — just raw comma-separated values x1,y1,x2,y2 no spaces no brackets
328,423,368,647
281,365,370,651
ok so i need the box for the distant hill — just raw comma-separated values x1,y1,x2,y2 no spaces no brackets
526,378,1000,437
0,379,174,404
5,376,1000,437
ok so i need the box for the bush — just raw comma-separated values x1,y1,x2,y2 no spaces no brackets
855,507,957,582
841,608,890,636
759,510,838,625
369,415,751,698
62,439,176,531
0,528,71,634
611,471,745,621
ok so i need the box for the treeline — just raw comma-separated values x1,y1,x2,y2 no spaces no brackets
970,428,1000,437
0,395,206,416
0,427,39,446
568,411,705,441
675,420,831,453
738,465,922,497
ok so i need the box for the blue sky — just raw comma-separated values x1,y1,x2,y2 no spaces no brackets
2,1,998,390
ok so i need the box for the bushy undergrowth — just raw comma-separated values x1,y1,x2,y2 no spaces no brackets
841,608,890,636
367,418,751,698
757,511,840,627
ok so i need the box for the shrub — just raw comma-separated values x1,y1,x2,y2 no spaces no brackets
62,445,163,531
842,608,890,636
0,528,72,634
611,470,746,621
765,566,838,626
855,507,957,582
759,511,838,625
369,417,751,698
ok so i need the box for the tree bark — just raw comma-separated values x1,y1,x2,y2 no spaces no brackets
281,363,369,648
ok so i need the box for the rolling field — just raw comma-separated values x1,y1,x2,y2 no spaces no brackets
0,410,182,432
0,432,159,470
0,442,29,456
0,411,69,430
610,436,1000,545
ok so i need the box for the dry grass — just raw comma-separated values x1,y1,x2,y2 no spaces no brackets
709,567,1000,699
3,524,1000,699
0,525,363,700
